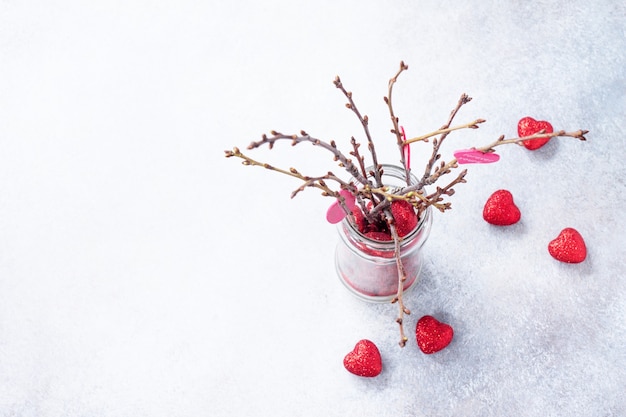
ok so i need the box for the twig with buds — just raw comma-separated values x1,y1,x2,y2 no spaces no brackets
334,76,383,188
384,60,411,185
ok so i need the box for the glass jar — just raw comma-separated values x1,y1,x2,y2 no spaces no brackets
334,165,433,302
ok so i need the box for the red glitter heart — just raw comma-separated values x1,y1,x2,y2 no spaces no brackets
548,227,587,263
518,116,554,150
390,200,418,237
482,189,521,226
343,339,382,377
415,315,454,354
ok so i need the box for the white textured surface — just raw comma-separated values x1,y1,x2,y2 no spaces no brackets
1,1,625,416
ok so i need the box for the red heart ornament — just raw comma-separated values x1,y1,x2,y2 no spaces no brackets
343,339,382,377
548,227,587,263
518,116,554,150
416,315,454,354
390,200,418,237
482,189,521,226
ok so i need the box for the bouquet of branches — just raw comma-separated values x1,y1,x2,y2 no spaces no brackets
225,61,588,346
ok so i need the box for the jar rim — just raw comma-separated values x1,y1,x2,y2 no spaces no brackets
341,204,432,248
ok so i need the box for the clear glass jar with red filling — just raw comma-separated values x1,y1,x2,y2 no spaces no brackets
334,165,433,302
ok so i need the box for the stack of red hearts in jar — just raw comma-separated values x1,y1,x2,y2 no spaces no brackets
350,200,418,242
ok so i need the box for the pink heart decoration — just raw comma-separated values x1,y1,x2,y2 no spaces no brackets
400,126,411,170
454,148,500,164
326,190,356,224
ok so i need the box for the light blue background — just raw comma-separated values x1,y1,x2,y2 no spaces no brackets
1,1,624,415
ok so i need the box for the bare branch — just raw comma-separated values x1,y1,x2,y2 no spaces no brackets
248,132,370,186
416,94,475,189
385,207,410,347
334,76,384,187
384,61,411,185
